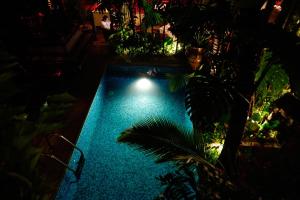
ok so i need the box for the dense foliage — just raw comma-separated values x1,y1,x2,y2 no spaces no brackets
118,0,300,199
0,43,76,199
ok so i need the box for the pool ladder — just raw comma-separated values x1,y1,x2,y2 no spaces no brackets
42,133,85,180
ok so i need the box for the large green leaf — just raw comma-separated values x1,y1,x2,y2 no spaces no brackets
157,159,236,200
141,0,163,29
185,74,234,131
46,92,76,104
167,72,194,92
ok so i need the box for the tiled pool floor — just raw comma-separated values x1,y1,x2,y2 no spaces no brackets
56,73,192,200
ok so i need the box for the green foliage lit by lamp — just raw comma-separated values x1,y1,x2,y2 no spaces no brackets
109,28,178,57
118,117,225,163
140,0,163,30
243,50,290,144
255,51,290,108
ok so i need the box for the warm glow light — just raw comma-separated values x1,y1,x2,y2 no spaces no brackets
164,40,183,55
273,5,282,12
48,0,53,10
260,0,268,10
209,142,224,154
134,78,153,91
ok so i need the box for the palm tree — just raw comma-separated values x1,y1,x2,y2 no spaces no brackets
117,118,239,199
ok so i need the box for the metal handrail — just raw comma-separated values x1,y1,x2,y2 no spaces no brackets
43,133,85,180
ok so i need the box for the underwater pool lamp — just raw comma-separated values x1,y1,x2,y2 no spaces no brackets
135,78,153,91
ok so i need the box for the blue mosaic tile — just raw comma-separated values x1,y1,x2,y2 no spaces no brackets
56,68,192,200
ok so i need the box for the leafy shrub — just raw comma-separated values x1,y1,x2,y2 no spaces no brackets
109,27,179,57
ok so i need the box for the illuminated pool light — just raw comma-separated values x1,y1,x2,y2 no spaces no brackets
134,78,153,91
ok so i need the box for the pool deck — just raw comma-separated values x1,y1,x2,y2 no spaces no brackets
41,30,188,199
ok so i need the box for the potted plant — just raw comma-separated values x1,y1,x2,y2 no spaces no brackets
186,30,210,70
165,3,213,70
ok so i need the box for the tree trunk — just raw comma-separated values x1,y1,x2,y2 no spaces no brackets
129,0,136,31
218,95,250,177
218,44,259,178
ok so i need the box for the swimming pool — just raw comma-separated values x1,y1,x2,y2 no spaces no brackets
56,66,192,200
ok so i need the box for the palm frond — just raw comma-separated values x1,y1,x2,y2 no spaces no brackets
118,118,207,163
174,155,215,169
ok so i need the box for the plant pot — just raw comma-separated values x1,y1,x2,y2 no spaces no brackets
186,47,205,70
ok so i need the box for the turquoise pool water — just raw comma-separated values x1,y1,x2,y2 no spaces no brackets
56,66,192,200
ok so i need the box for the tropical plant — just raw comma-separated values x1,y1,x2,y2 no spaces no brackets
156,160,236,200
0,47,25,103
0,100,75,199
140,0,163,30
0,112,44,199
191,31,210,48
109,26,178,57
101,0,163,31
185,72,235,131
118,118,241,199
114,0,300,197
118,0,300,185
254,51,290,108
166,5,205,46
241,49,290,144
0,43,76,199
119,118,226,164
118,118,207,163
105,0,174,57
